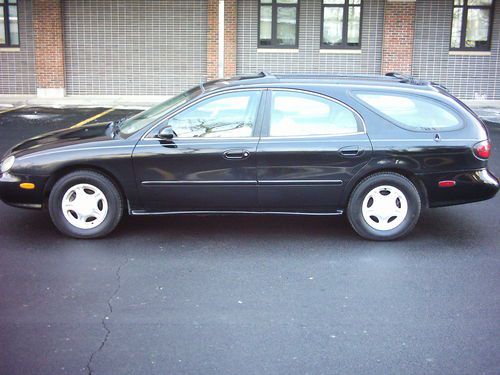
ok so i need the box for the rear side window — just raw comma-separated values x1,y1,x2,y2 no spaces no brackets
269,91,360,137
355,93,462,131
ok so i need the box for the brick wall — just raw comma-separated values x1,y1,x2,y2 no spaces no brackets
381,0,416,75
207,0,219,80
0,0,36,94
207,0,238,80
33,0,65,91
224,0,237,78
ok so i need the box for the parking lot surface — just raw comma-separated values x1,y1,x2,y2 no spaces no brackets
0,107,499,375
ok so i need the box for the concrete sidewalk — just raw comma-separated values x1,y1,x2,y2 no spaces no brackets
1,94,500,125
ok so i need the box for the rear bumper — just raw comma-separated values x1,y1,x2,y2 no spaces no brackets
419,168,499,208
0,172,49,209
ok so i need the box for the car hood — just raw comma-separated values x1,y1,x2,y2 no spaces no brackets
7,122,114,158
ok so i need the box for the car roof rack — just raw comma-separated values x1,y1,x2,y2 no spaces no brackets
273,72,394,81
385,72,449,91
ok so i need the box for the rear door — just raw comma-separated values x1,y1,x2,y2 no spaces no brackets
257,89,372,212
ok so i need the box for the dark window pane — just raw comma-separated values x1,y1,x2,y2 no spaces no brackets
259,5,272,45
347,6,360,45
465,8,490,48
467,0,492,5
323,7,343,46
276,6,296,46
450,7,462,48
8,5,19,45
0,8,5,44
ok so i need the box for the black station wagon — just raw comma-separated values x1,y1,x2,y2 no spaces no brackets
0,72,498,240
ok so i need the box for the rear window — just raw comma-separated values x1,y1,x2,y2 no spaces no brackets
354,92,462,131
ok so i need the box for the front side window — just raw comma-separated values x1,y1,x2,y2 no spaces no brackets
269,91,360,137
321,0,361,49
120,86,202,136
355,93,462,131
168,91,262,138
450,0,494,51
0,0,19,47
259,0,299,48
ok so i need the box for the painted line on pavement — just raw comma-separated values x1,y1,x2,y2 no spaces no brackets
70,107,116,128
0,105,26,115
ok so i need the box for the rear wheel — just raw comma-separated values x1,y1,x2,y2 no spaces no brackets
347,172,421,241
48,170,123,239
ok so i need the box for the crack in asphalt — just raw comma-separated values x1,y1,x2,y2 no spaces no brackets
86,258,129,375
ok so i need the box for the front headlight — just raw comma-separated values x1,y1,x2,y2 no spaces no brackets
1,155,15,173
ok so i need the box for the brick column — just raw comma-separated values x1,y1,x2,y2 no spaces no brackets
381,0,416,75
207,0,238,80
33,0,65,97
224,0,237,78
207,0,219,80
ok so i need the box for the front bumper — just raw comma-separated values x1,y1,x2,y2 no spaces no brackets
0,172,49,209
419,168,499,208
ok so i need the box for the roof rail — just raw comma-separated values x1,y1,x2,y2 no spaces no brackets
258,71,274,78
385,72,422,84
273,72,392,80
386,72,449,91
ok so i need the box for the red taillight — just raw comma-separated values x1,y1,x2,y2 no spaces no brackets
473,140,491,160
438,180,456,188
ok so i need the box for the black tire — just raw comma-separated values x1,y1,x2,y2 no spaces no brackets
347,172,421,241
48,170,123,239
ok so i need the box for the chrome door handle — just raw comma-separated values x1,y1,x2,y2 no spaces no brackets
339,146,362,157
223,149,250,160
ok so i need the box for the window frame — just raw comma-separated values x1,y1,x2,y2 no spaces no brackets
262,88,366,138
143,89,266,140
258,0,300,49
320,0,362,50
0,0,20,47
450,0,494,52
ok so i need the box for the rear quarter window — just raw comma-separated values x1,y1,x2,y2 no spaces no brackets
353,92,463,132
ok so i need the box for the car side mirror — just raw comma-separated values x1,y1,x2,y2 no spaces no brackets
158,126,175,140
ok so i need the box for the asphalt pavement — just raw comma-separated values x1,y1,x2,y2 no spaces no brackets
0,107,499,375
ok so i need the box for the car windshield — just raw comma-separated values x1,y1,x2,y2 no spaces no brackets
119,85,202,136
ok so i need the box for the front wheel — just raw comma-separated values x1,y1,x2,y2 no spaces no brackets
347,172,421,241
48,170,123,239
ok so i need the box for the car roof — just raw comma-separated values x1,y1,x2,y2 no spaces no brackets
201,71,448,95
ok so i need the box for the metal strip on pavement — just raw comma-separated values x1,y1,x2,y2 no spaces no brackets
0,105,26,115
70,108,116,128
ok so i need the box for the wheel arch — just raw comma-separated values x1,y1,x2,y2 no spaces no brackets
43,165,128,209
343,167,429,209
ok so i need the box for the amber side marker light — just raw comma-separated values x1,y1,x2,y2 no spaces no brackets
20,183,35,190
438,180,456,188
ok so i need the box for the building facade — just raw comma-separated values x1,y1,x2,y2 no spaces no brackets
0,0,498,99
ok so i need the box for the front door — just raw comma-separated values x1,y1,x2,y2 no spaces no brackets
257,89,372,212
133,90,264,212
